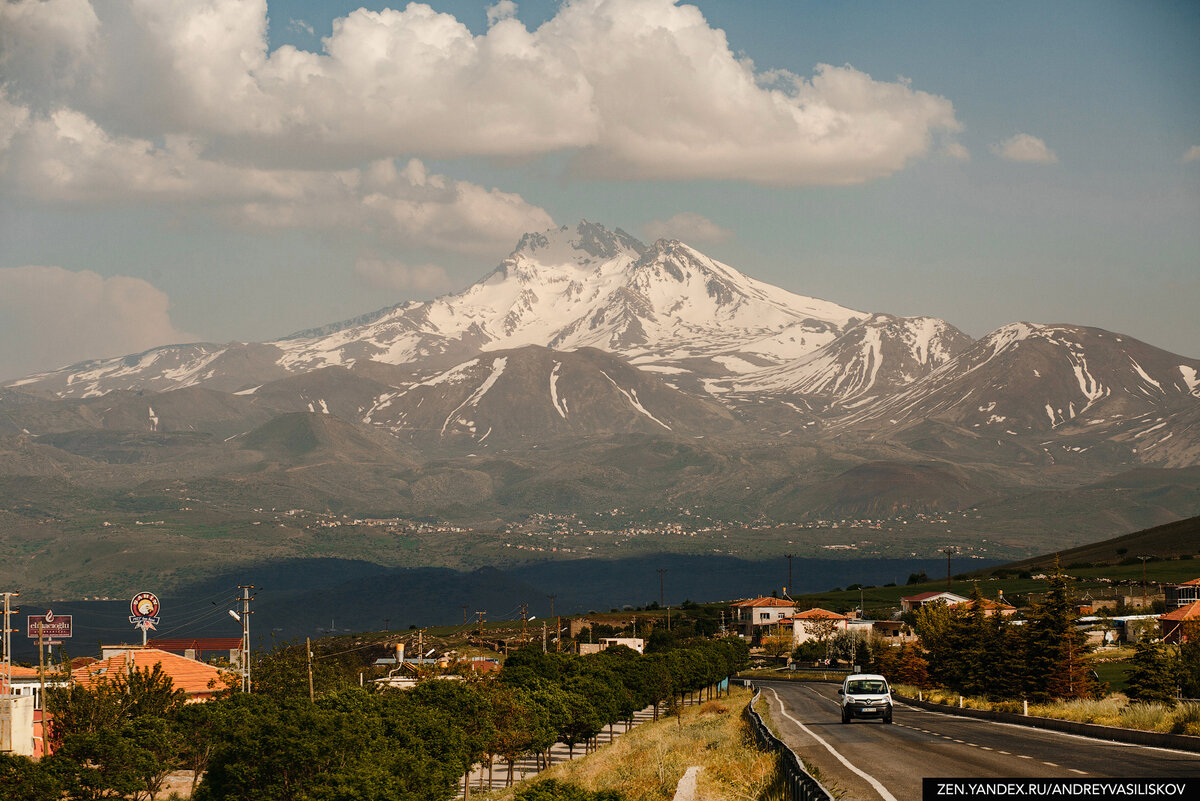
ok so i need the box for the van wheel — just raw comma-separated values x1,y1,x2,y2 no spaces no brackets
841,709,850,724
883,711,893,724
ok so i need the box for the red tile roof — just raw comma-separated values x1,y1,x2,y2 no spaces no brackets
731,597,795,608
1160,600,1200,621
794,608,847,620
970,597,1016,611
1173,578,1200,587
73,648,233,697
7,665,46,678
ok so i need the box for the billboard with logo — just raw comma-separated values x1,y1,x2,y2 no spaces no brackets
26,610,73,639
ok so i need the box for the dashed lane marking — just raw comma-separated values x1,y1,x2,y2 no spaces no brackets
1043,762,1058,767
769,688,898,801
1070,769,1088,775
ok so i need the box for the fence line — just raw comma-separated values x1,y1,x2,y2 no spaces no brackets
743,685,833,801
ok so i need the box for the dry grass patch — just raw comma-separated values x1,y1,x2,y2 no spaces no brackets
894,685,1199,735
479,687,779,801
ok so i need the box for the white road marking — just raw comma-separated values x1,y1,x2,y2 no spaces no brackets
769,688,898,801
1070,769,1088,775
1043,762,1058,767
1018,755,1032,759
998,751,1010,755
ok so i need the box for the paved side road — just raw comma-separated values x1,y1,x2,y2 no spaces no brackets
760,680,1200,801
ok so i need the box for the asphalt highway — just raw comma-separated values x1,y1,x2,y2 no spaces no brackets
758,680,1200,801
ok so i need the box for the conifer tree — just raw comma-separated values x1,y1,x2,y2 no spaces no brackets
1125,641,1180,704
1022,562,1099,701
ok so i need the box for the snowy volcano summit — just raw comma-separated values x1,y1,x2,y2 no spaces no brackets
12,222,918,398
275,221,871,378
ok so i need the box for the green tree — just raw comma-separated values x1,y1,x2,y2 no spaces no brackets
1024,568,1099,701
515,779,624,801
45,664,187,801
1125,641,1180,704
0,753,65,801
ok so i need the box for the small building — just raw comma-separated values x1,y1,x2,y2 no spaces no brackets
2,666,68,757
1165,579,1200,610
579,637,644,655
792,608,849,646
871,620,917,644
730,597,796,637
1159,600,1200,643
899,591,969,613
74,648,234,701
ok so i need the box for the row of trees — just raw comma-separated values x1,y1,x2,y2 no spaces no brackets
872,574,1104,701
2,636,748,800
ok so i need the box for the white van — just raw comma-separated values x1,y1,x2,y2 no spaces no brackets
838,673,893,723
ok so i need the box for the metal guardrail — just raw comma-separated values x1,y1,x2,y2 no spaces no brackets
744,685,833,801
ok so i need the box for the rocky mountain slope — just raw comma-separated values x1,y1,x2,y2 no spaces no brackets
2,222,1199,596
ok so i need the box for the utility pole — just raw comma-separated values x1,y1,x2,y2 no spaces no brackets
462,605,468,626
475,610,486,637
784,553,794,595
238,585,253,693
542,621,547,653
657,569,667,608
37,621,45,712
306,637,314,702
942,547,957,590
549,595,559,653
2,591,18,695
520,605,528,641
1138,555,1151,608
384,618,390,632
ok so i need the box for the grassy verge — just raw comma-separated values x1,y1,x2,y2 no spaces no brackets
895,685,1200,735
478,687,779,801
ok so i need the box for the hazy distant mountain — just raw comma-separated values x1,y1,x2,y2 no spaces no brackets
2,221,1200,601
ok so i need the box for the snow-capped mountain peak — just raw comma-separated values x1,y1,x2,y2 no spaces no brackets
3,221,930,401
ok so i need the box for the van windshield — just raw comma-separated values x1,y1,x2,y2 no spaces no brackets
847,680,887,694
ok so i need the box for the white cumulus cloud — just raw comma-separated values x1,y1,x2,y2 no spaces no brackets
354,258,455,295
991,133,1058,164
0,105,554,255
1183,145,1200,164
486,1,519,26
0,266,192,380
1,0,963,186
643,213,732,244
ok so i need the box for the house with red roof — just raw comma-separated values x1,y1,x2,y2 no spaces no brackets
729,596,796,637
792,608,849,645
1159,600,1200,643
900,590,1015,617
73,647,234,701
899,590,969,613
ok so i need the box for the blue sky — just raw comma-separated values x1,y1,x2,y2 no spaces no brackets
1,0,1197,380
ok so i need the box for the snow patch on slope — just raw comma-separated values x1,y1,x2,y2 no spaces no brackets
599,371,671,430
549,362,568,419
441,357,508,436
